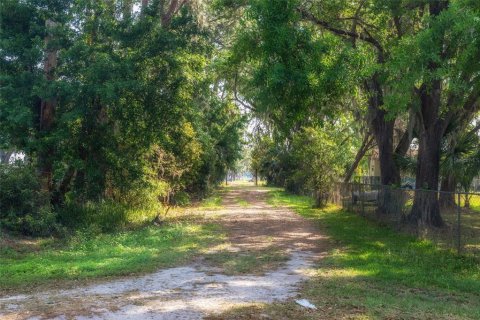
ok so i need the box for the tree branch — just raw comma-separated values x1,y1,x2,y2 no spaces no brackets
344,132,375,183
233,73,257,112
298,8,384,62
162,0,188,26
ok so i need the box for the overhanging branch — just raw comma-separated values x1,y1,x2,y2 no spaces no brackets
298,8,384,62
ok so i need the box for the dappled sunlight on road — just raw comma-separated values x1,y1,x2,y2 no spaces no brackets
0,184,329,320
0,252,316,320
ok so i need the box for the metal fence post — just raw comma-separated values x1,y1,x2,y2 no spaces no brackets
457,192,462,254
360,184,365,217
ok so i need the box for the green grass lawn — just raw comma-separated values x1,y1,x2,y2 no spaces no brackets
198,191,224,209
0,221,224,293
457,193,480,212
214,189,480,319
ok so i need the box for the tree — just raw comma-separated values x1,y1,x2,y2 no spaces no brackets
0,0,246,234
297,0,416,187
388,0,480,226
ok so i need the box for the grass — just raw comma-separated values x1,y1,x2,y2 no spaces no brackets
236,199,249,207
203,246,288,275
213,189,480,319
0,221,224,293
458,193,480,212
198,191,224,209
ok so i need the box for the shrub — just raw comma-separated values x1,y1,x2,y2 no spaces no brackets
172,191,191,206
57,200,126,233
0,163,60,236
57,179,164,232
255,125,358,207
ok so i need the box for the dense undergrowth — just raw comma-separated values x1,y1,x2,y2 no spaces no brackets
0,161,228,237
0,163,153,236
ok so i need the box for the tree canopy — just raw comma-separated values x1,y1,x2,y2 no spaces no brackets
218,0,480,226
1,0,480,234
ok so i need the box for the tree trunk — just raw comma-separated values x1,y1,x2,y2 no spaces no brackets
365,76,401,187
364,76,401,215
162,0,180,26
439,174,456,208
300,8,401,188
255,168,258,186
374,119,400,185
314,190,328,208
344,134,374,183
465,193,470,208
408,0,448,228
38,19,58,193
408,131,443,227
123,0,132,20
52,166,76,205
142,0,149,11
408,82,444,227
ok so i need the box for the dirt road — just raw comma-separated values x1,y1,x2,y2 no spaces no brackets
0,184,328,320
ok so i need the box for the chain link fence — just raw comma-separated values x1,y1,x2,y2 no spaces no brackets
331,183,480,257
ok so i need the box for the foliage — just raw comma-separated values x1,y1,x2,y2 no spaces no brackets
0,0,245,235
0,163,60,236
386,0,480,116
288,125,356,205
226,0,358,133
221,0,480,226
441,124,480,193
248,132,273,179
2,0,480,235
250,119,359,206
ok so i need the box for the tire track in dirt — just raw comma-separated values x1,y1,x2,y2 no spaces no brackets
0,184,329,320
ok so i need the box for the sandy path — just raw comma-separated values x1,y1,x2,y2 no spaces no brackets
0,184,328,320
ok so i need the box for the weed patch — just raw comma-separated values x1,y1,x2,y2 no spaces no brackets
0,222,224,293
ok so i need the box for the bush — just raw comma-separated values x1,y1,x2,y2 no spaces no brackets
0,163,60,236
57,179,164,232
57,200,127,233
172,191,191,206
255,125,358,207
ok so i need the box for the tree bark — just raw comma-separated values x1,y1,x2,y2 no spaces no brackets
439,174,456,208
314,190,328,208
374,118,399,185
394,109,416,158
409,130,443,226
465,193,471,208
364,76,401,186
344,133,374,183
123,0,132,20
142,0,149,11
38,19,58,193
408,82,445,227
161,0,187,27
52,167,76,205
299,8,400,189
361,71,401,215
407,2,449,227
